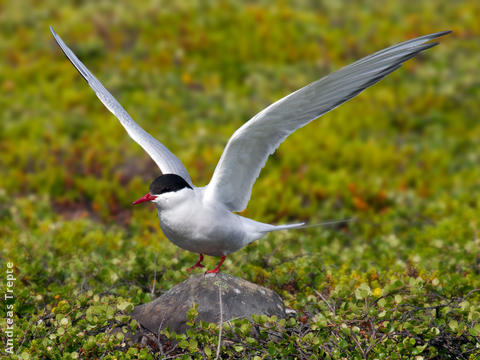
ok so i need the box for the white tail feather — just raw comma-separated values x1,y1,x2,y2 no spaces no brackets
265,218,354,233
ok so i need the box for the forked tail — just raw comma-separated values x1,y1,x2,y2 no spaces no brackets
240,216,354,247
266,218,354,233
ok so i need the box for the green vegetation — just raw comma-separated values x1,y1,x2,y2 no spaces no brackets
1,0,479,358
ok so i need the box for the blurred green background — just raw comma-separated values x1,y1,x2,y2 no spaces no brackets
1,0,480,358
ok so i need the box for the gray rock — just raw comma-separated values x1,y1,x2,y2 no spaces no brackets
131,272,285,334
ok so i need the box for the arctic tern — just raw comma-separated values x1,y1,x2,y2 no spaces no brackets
51,27,450,274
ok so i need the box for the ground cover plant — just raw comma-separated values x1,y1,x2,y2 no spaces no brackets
1,0,479,358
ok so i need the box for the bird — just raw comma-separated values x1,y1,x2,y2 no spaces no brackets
51,27,450,274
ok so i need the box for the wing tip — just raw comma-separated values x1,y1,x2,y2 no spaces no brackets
50,27,93,84
421,30,452,43
49,25,58,38
418,30,452,42
432,30,453,38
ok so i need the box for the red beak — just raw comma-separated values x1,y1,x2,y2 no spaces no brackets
132,193,157,205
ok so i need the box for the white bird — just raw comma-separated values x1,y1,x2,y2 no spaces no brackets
51,27,450,274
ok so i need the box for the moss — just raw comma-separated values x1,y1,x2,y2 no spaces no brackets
2,0,480,358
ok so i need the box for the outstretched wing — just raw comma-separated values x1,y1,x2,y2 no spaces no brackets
50,27,193,187
205,31,450,212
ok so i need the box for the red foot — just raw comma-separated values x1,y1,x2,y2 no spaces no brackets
205,255,226,275
187,254,205,272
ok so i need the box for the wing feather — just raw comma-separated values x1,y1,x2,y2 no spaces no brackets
50,27,193,186
205,31,450,211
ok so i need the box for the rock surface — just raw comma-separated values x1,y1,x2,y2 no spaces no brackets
131,272,285,334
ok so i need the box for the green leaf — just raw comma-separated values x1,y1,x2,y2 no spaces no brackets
204,347,212,356
449,320,458,331
355,283,371,300
117,301,133,312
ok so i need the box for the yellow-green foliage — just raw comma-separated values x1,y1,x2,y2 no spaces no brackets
1,0,480,358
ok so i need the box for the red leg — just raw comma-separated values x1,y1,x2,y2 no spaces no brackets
205,255,226,275
187,254,205,272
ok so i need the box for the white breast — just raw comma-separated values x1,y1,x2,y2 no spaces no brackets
156,188,248,257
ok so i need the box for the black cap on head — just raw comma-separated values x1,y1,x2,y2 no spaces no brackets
149,174,193,195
